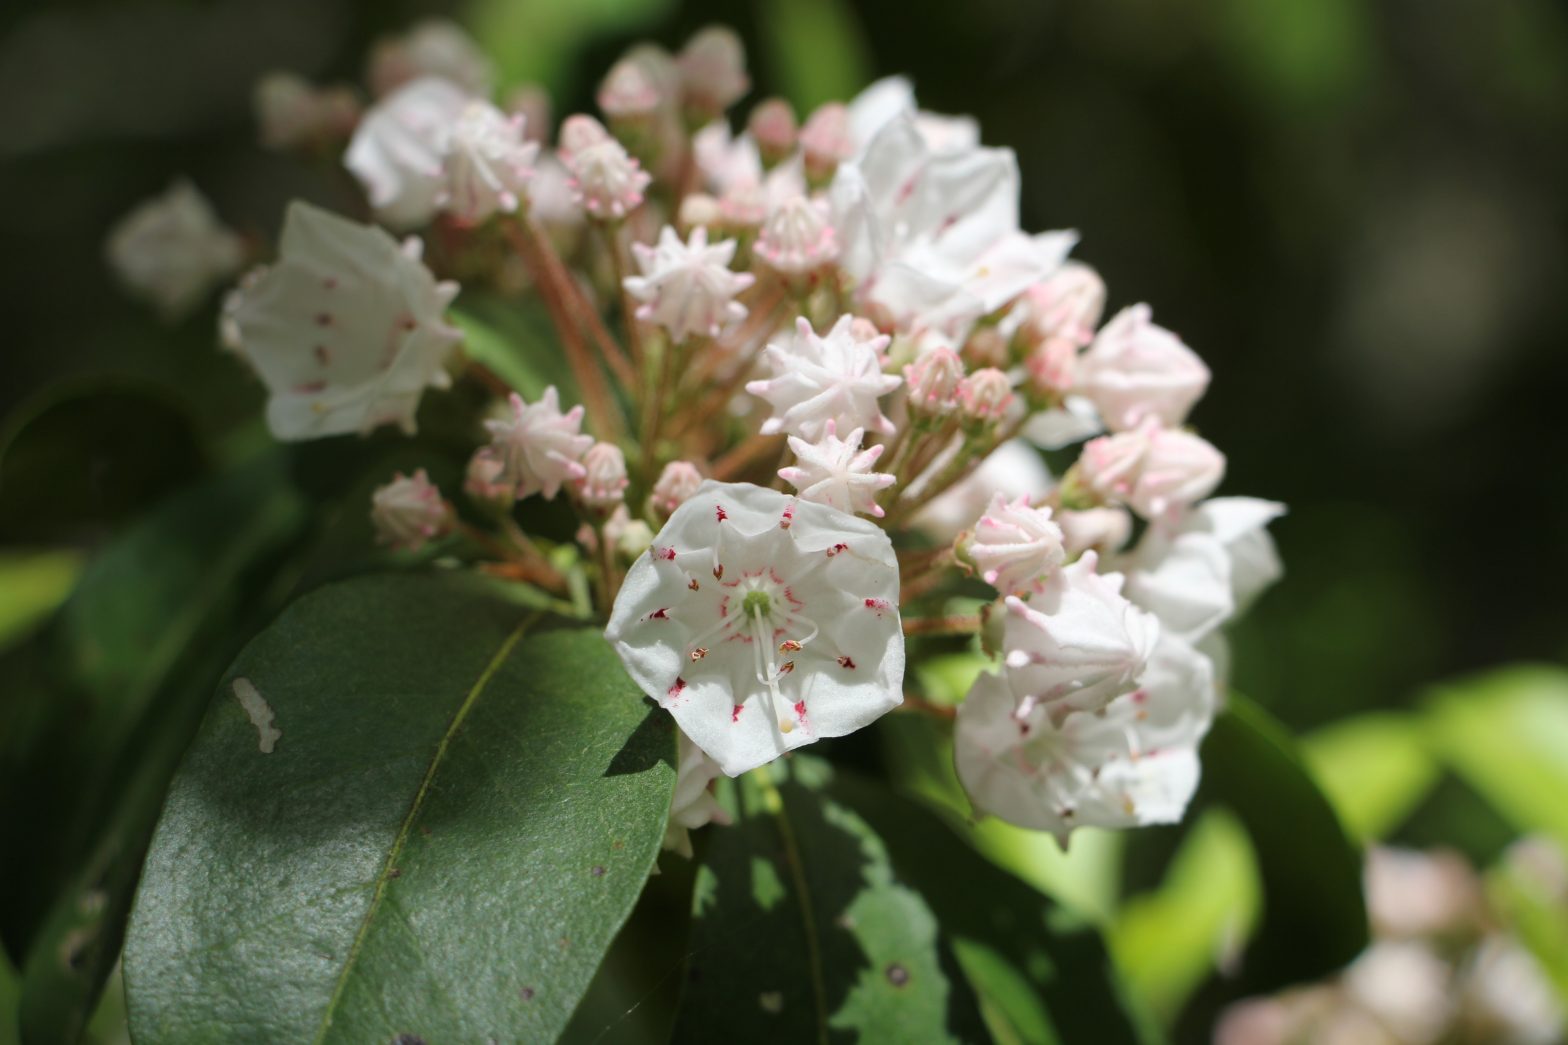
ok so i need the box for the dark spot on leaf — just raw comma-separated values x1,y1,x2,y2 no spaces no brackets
558,936,570,949
885,963,910,988
391,1035,426,1045
520,986,535,1001
591,865,606,877
388,868,402,879
418,825,432,837
612,840,625,850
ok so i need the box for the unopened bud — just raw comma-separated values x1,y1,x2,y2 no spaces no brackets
598,57,663,121
903,347,965,416
678,192,723,231
371,469,452,551
801,103,853,184
650,460,704,517
957,368,1013,424
963,324,1010,369
506,85,552,144
559,115,651,220
677,26,749,121
576,442,629,508
756,196,837,275
748,98,798,168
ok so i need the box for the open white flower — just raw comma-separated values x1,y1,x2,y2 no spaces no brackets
1001,552,1159,726
664,728,731,858
1077,304,1211,432
229,201,461,440
370,469,451,551
104,179,244,321
345,76,470,230
778,421,894,517
623,225,754,342
606,481,904,777
439,100,538,224
479,386,594,500
956,630,1213,843
963,493,1065,596
747,315,900,440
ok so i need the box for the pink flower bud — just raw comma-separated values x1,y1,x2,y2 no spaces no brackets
756,196,838,275
464,447,512,503
1022,262,1106,350
801,103,853,183
371,469,452,550
957,367,1014,423
903,347,965,416
559,114,651,220
963,493,1065,595
650,460,704,517
677,26,749,119
1024,333,1078,399
678,192,723,230
748,98,798,167
963,325,1010,369
598,57,664,121
576,442,629,508
1077,304,1211,431
1079,420,1225,520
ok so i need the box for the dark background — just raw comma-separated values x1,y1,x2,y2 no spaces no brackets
2,0,1565,736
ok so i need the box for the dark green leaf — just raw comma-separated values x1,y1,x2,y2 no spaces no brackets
452,298,576,402
123,573,675,1044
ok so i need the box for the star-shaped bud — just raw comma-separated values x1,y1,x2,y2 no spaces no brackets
438,100,539,225
778,421,895,518
227,202,461,440
105,179,244,321
650,461,705,518
1079,419,1226,520
623,225,755,342
1000,552,1159,726
756,195,838,275
961,493,1066,595
903,347,965,417
606,481,904,777
345,76,470,230
370,469,452,551
480,386,594,500
747,315,901,440
559,114,652,220
663,728,731,858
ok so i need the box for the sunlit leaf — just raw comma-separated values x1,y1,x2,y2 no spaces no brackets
1302,711,1440,840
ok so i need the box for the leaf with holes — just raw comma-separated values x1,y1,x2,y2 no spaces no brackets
122,572,675,1043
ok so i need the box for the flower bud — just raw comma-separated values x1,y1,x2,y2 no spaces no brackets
576,442,629,509
367,18,492,99
1024,333,1078,400
957,367,1013,424
649,460,704,518
677,26,749,121
598,57,663,122
371,469,452,550
254,72,361,151
801,102,853,184
963,325,1010,369
506,85,552,143
1022,262,1105,350
961,493,1065,595
559,114,651,220
748,98,798,168
1057,507,1133,557
1077,304,1210,432
1079,420,1225,520
903,347,965,417
756,196,838,275
603,504,655,561
464,447,512,504
678,192,723,230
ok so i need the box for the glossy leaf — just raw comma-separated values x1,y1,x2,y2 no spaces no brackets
123,573,674,1044
1302,711,1439,840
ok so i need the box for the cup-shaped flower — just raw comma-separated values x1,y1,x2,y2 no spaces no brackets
104,179,244,321
623,225,755,342
956,630,1213,843
1079,420,1225,520
962,493,1065,596
747,315,900,440
664,728,731,858
370,469,452,551
606,481,904,777
479,387,594,500
1000,552,1158,726
345,76,470,230
439,100,538,224
778,421,895,517
228,201,461,440
1077,304,1211,432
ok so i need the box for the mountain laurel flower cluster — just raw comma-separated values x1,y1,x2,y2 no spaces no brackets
125,20,1284,857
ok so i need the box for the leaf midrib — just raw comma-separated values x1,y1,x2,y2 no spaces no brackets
762,774,831,1045
310,612,539,1044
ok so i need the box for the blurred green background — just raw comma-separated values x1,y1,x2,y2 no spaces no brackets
2,0,1566,1040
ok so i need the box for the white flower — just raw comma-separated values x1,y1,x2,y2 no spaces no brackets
370,469,451,551
345,76,470,230
480,386,594,499
1077,304,1211,432
559,114,652,220
1079,420,1226,520
747,315,900,440
606,481,904,777
575,442,629,509
831,112,1076,341
1343,942,1454,1045
956,629,1212,843
104,179,244,321
845,76,981,157
1365,846,1480,940
1116,497,1284,641
664,728,732,858
367,18,493,98
1057,507,1133,558
229,201,461,440
254,72,360,151
650,461,705,517
756,195,838,275
1458,937,1565,1045
903,346,965,416
623,225,754,342
527,152,585,232
1001,552,1159,726
677,26,749,117
438,100,538,225
778,421,894,518
963,493,1065,595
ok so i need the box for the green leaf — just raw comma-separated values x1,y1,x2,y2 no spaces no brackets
1301,711,1440,841
452,299,577,402
1197,694,1368,994
1424,665,1568,850
123,573,675,1043
0,548,83,654
676,758,988,1043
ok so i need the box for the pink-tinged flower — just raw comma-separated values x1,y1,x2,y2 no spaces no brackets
606,481,904,777
438,100,538,224
956,629,1212,843
1021,261,1106,353
778,421,895,517
105,179,244,321
1365,846,1481,941
1057,507,1133,558
558,114,652,220
1343,943,1455,1045
748,315,901,440
367,18,492,98
801,102,854,182
370,469,452,550
650,460,705,518
345,76,470,230
1079,420,1226,520
957,367,1014,423
845,76,981,157
623,225,754,342
480,386,593,500
677,26,749,118
1000,552,1159,726
464,446,511,503
756,195,838,275
903,346,966,416
254,72,360,151
963,493,1065,595
1077,304,1211,432
748,98,798,166
663,728,732,858
228,202,461,440
597,55,665,121
575,442,629,509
